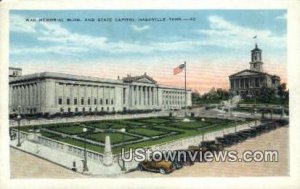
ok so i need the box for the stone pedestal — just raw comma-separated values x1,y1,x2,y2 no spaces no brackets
103,135,113,166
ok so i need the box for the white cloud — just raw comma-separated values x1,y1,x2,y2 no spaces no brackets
131,24,150,32
10,14,37,33
196,15,286,51
276,13,287,20
10,14,286,57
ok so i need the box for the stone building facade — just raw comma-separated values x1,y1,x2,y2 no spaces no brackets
229,44,281,98
9,71,192,115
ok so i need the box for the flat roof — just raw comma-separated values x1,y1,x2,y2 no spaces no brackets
9,72,123,85
9,71,191,90
9,67,22,70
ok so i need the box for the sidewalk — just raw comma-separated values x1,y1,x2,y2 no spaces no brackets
10,139,130,177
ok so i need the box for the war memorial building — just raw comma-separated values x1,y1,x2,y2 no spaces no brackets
9,69,192,115
229,44,281,98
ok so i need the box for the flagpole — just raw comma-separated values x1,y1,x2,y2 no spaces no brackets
184,61,187,117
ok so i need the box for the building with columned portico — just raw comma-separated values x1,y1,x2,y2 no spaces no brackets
229,44,281,98
9,70,192,115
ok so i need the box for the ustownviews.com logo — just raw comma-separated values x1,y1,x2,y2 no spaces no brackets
120,148,279,163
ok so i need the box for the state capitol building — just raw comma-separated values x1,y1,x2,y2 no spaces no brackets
229,44,281,98
9,69,192,115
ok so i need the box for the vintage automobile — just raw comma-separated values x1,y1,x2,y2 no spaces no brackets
172,150,195,166
200,140,224,151
216,137,233,147
137,159,174,174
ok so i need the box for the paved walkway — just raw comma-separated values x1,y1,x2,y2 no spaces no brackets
10,148,86,178
10,139,130,177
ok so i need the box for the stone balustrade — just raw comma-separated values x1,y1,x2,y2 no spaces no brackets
10,128,103,163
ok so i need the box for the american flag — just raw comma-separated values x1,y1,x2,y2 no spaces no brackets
173,64,185,75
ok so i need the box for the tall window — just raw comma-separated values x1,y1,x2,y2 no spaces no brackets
106,99,109,105
66,98,70,105
81,98,84,105
100,99,103,105
94,99,97,105
58,97,62,105
88,98,91,105
111,99,114,105
74,98,77,105
123,88,126,104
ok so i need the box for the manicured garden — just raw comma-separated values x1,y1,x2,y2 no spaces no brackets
12,116,247,154
88,132,139,144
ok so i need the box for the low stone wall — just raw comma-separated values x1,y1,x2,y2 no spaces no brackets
9,111,170,127
9,108,206,127
10,129,103,163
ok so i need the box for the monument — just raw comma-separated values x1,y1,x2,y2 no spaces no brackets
103,135,113,166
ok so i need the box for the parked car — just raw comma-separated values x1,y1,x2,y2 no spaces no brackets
216,137,234,147
187,146,205,162
238,129,256,138
200,140,224,151
138,159,174,174
172,150,195,166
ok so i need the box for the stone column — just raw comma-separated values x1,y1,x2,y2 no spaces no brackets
148,87,150,106
128,86,132,107
25,85,28,107
239,79,243,89
28,84,31,107
135,85,138,107
31,84,34,106
109,87,112,106
36,83,39,109
130,86,133,106
70,84,74,106
242,79,245,89
13,86,17,108
133,85,136,106
248,78,251,89
63,83,66,105
22,85,27,109
31,84,34,107
142,86,145,106
145,86,148,106
150,87,152,106
259,77,262,87
139,86,141,106
33,84,36,106
153,87,156,106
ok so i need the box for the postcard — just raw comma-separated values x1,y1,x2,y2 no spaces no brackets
1,0,300,189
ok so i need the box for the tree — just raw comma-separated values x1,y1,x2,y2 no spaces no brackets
192,90,201,105
258,86,275,103
277,83,287,102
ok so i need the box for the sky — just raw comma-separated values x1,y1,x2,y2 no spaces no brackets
9,10,287,93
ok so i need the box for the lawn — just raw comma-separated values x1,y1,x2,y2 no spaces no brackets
51,125,86,135
88,132,138,144
127,128,167,137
